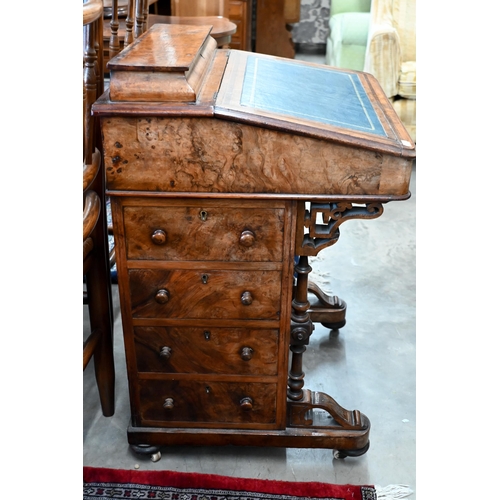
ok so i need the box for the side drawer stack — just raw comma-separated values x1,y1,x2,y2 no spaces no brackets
111,197,295,430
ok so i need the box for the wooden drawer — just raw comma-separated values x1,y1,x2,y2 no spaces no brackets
123,204,285,262
137,379,278,427
228,0,245,17
227,1,251,50
129,268,282,320
135,326,279,375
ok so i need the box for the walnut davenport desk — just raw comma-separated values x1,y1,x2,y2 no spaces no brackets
93,24,415,462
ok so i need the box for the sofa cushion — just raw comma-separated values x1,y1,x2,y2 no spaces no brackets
329,12,371,45
326,12,371,70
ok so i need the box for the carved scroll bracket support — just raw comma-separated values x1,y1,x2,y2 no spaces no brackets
297,200,384,329
299,201,385,256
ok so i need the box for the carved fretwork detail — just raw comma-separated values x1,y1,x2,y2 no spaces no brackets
299,202,384,256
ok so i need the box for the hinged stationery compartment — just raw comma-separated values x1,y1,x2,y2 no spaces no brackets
107,24,217,102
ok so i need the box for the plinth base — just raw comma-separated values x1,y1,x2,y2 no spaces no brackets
127,403,370,458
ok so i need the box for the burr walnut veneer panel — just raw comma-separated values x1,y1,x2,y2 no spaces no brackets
102,116,412,196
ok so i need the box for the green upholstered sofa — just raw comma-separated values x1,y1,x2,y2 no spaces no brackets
325,0,371,71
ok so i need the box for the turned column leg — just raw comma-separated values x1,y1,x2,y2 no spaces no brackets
286,257,370,452
287,255,314,401
287,344,306,401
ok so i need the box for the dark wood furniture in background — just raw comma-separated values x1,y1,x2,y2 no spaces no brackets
167,0,301,55
93,24,415,460
225,0,301,55
147,15,236,46
102,0,301,60
170,0,252,52
226,0,252,51
255,0,301,58
83,0,115,417
170,0,226,16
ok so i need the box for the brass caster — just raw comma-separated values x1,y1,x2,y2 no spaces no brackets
151,451,162,462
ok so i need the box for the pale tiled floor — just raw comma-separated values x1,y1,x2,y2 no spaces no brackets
84,48,416,497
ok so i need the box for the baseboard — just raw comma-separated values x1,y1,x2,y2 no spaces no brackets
294,43,326,55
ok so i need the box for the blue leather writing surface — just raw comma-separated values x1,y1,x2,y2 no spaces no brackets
240,56,386,136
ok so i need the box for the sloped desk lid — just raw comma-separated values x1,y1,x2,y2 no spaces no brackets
215,50,415,158
99,25,415,159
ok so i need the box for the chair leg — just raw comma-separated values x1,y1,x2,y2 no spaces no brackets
92,325,115,417
86,204,115,417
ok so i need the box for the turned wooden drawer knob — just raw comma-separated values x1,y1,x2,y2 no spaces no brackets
155,289,170,304
159,346,172,359
240,397,253,411
151,229,167,245
241,291,253,305
240,347,254,361
163,398,174,410
239,230,256,247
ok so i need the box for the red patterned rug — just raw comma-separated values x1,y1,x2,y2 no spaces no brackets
83,467,378,500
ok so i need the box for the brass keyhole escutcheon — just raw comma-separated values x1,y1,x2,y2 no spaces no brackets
204,330,211,340
241,291,253,305
151,229,167,245
240,347,254,361
163,398,174,410
155,289,170,304
239,230,256,247
199,210,208,222
201,273,209,284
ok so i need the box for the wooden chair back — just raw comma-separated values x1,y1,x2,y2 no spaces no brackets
102,0,150,70
83,0,115,417
108,0,148,57
83,0,104,165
